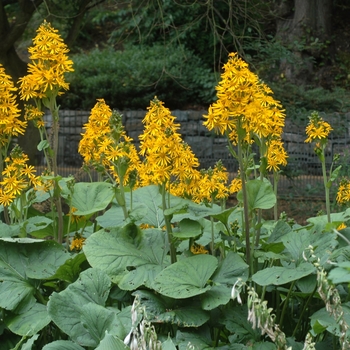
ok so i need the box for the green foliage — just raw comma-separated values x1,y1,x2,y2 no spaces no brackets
62,44,218,110
2,180,350,348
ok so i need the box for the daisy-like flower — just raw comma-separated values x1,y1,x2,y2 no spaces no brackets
0,64,26,148
18,20,74,102
305,111,332,143
229,176,242,194
336,178,350,205
70,235,85,251
266,138,288,172
190,243,209,255
190,161,230,203
0,146,41,206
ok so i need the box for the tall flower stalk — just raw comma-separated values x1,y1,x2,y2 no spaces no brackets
79,99,141,220
139,98,201,263
203,52,287,271
0,64,27,223
305,111,334,223
18,20,74,243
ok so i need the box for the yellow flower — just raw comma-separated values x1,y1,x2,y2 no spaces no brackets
68,207,85,224
337,222,347,231
337,178,350,205
190,161,229,203
0,146,41,205
79,99,141,186
0,188,16,207
0,64,26,146
305,111,332,143
139,97,200,193
190,243,209,255
70,236,85,251
266,138,288,172
18,20,73,102
203,52,285,142
229,177,242,194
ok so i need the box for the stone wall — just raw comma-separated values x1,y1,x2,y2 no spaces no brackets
43,110,350,175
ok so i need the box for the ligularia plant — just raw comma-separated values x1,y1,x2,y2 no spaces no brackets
0,23,350,349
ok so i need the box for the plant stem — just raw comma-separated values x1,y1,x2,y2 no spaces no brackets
273,171,279,221
292,285,317,338
321,147,331,223
279,280,295,329
51,105,64,244
161,183,177,264
237,139,251,273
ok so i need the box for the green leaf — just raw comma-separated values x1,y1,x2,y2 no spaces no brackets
133,290,210,327
282,229,337,265
47,268,113,347
220,305,260,344
210,207,237,226
237,179,276,210
109,306,132,340
47,252,87,284
200,285,231,311
0,222,19,238
84,228,168,286
0,240,69,312
176,330,213,349
5,303,50,336
328,261,350,284
201,252,249,310
96,333,129,350
310,303,350,338
80,303,116,344
96,204,127,229
37,140,50,151
162,335,177,350
172,218,202,239
132,185,164,227
153,255,217,298
252,263,315,286
22,216,53,234
21,334,40,350
42,341,85,350
71,182,114,215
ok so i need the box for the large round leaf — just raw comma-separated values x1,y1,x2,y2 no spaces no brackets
42,341,85,350
237,179,276,210
153,254,218,298
47,268,113,347
5,302,50,336
252,263,315,286
71,182,114,215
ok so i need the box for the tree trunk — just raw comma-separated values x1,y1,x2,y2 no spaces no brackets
275,0,332,83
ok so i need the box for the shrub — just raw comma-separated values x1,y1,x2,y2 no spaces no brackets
61,44,218,110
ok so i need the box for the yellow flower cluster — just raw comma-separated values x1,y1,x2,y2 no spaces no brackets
266,138,288,172
0,65,26,146
0,147,40,206
336,178,350,205
229,176,242,194
79,99,140,185
18,20,74,102
138,98,236,202
190,161,229,203
305,111,332,143
70,236,85,251
203,52,287,171
24,104,45,129
139,98,200,186
190,243,209,255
